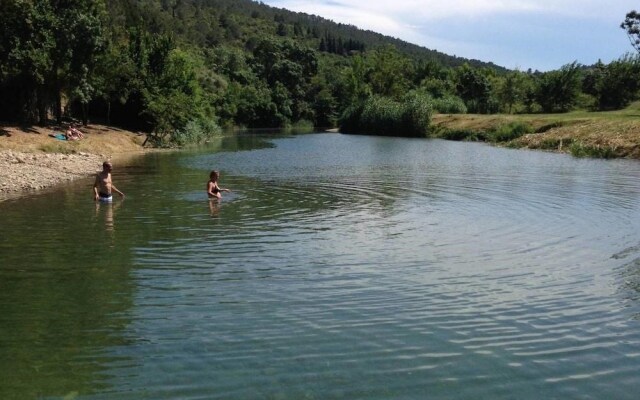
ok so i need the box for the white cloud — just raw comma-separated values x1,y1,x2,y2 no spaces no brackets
262,0,640,71
268,0,636,25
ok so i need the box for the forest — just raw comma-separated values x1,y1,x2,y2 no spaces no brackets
1,0,640,145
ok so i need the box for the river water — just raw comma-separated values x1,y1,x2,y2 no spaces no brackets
1,132,640,399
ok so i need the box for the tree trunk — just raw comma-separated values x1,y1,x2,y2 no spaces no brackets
36,86,48,126
55,88,62,124
82,103,88,126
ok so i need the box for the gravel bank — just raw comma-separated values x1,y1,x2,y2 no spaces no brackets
0,124,149,201
0,150,106,197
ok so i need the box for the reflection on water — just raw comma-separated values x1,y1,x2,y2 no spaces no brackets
208,198,220,217
95,200,124,237
1,133,640,399
0,188,137,399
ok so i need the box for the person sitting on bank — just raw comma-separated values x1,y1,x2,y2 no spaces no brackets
94,161,124,202
65,125,84,140
207,170,231,199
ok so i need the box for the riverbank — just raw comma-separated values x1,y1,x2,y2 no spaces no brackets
0,124,148,200
3,105,640,200
432,102,640,159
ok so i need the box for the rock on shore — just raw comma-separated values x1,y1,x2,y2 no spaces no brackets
0,150,105,195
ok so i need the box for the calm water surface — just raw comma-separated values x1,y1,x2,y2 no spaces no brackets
1,133,640,399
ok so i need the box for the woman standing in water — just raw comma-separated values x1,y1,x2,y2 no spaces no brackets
207,170,231,199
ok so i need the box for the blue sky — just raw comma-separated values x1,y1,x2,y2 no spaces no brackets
259,0,639,71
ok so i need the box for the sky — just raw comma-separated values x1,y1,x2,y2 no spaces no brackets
259,0,640,71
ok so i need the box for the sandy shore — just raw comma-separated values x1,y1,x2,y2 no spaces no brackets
0,124,148,200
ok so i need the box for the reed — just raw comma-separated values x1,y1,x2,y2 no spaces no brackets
340,95,433,137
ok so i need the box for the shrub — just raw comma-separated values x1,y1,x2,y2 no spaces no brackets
436,129,485,141
400,93,433,137
487,122,533,142
339,94,432,137
339,103,365,133
171,118,222,147
431,95,467,114
360,96,404,135
537,138,573,150
569,143,617,158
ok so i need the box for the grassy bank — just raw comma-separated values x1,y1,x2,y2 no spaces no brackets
431,102,640,159
0,124,147,156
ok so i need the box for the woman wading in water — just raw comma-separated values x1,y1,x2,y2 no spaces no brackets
207,170,231,199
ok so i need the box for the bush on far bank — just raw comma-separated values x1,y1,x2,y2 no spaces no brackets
167,118,222,147
339,93,433,137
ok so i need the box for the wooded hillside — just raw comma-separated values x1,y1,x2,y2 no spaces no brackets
1,1,638,145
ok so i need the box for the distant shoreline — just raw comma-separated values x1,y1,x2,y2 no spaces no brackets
3,108,640,200
431,104,640,159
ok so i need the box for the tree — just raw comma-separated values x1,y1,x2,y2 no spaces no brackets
496,70,527,113
251,38,318,124
455,63,495,113
0,1,55,123
0,0,107,125
585,55,640,110
535,62,582,113
334,55,371,110
142,48,209,144
62,1,108,125
366,45,413,99
621,10,640,53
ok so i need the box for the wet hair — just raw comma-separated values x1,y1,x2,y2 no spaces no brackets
103,161,112,170
209,170,219,179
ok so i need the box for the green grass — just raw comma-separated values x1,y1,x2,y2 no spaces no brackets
569,143,618,158
38,143,76,154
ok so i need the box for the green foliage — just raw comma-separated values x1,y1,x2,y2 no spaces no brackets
583,54,640,110
339,94,432,137
366,45,413,99
534,62,582,113
536,137,573,150
435,122,533,143
0,0,107,124
430,95,468,114
334,55,372,108
2,0,640,146
312,86,338,127
569,142,617,158
171,118,222,147
140,47,217,145
496,70,528,113
454,64,496,113
435,129,485,141
621,10,640,53
420,77,456,98
401,92,433,137
486,122,533,142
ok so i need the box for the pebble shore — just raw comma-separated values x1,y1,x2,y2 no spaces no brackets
0,150,105,197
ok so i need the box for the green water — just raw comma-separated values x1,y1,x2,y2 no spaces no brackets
1,133,640,399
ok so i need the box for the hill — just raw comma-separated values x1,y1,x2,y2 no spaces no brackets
113,0,506,71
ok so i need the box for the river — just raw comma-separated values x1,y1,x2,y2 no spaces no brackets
1,132,640,399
